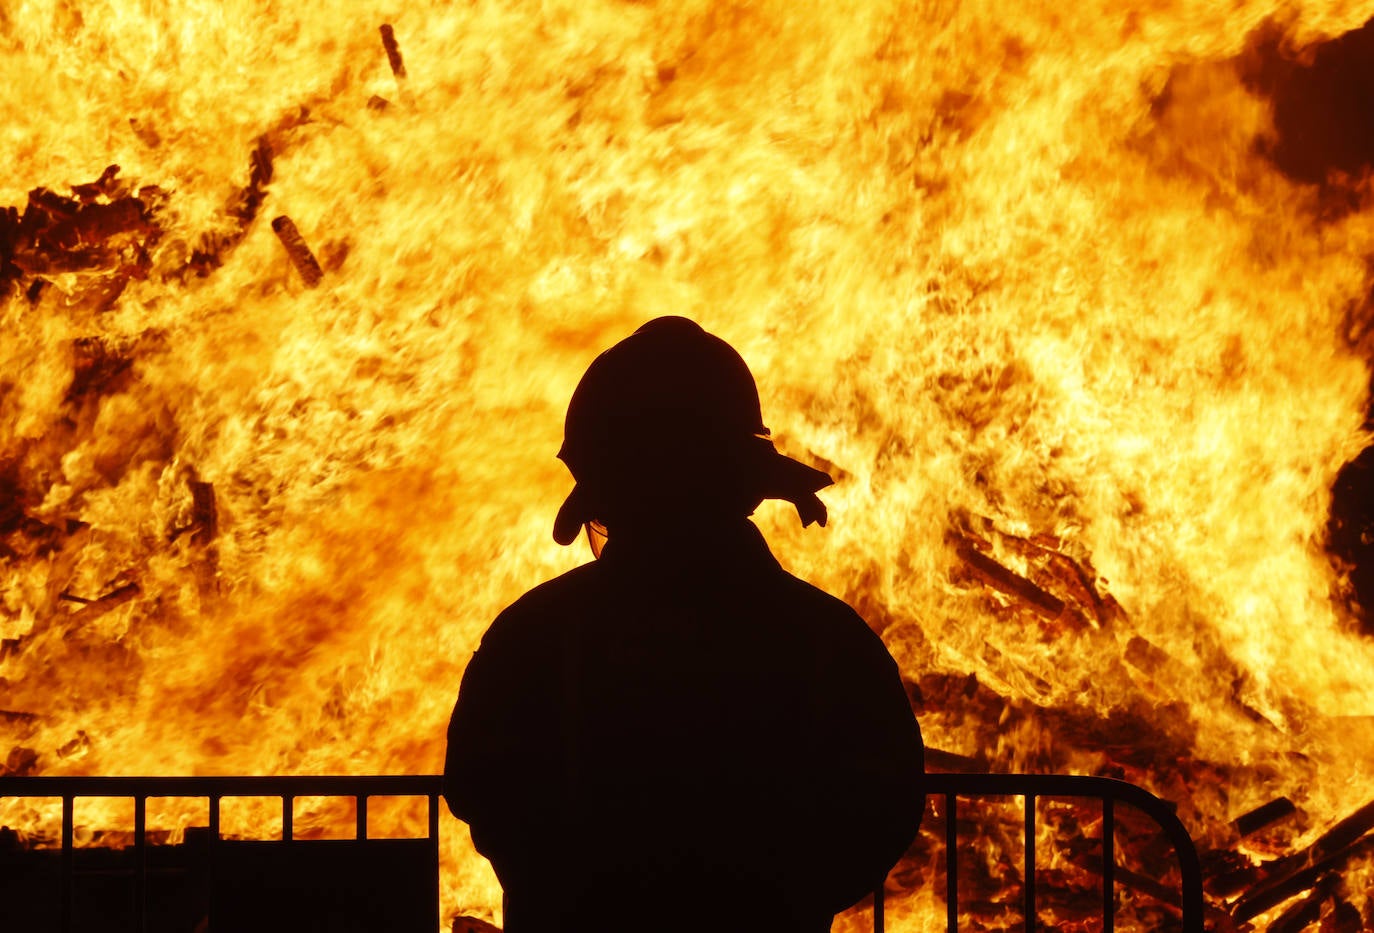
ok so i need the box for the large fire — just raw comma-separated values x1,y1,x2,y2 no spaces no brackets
4,1,1374,929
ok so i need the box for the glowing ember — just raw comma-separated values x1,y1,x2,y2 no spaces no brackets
4,1,1374,928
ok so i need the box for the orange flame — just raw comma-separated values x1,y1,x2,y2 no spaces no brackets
5,1,1374,928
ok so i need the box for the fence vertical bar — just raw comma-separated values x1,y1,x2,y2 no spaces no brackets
1024,794,1036,933
428,794,442,933
208,795,220,933
134,794,147,933
61,794,74,933
874,879,884,933
356,795,368,841
282,795,293,841
945,793,957,932
1103,797,1114,933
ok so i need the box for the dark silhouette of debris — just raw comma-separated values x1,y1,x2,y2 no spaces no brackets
271,215,324,287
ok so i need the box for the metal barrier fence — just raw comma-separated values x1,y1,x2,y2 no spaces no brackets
0,775,441,933
875,773,1204,933
1,772,1201,932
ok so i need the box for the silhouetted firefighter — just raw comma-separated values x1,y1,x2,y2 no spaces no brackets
445,317,924,932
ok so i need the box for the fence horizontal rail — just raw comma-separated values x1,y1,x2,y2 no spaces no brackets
0,774,443,798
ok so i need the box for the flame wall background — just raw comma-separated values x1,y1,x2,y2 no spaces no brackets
4,0,1374,927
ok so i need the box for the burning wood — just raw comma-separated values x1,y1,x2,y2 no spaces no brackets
56,730,91,760
1202,796,1306,901
1076,853,1187,913
954,535,1066,621
67,337,135,402
1323,893,1366,933
58,581,140,610
1231,798,1374,923
0,166,160,301
1232,796,1299,838
949,515,1128,633
184,135,274,277
374,24,413,110
3,746,38,777
271,215,324,288
380,24,407,80
127,116,161,149
1123,634,1173,676
1266,871,1340,933
169,475,218,547
924,746,988,773
190,480,217,545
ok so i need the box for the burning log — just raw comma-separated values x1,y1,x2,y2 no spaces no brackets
127,116,162,149
3,746,38,777
1075,848,1246,933
0,167,161,304
20,185,154,261
24,277,47,304
271,215,324,288
67,337,135,403
916,664,1213,792
69,164,126,203
924,747,988,773
169,477,218,547
189,478,220,596
1323,894,1366,932
1206,862,1263,903
951,514,1125,631
0,210,19,294
184,135,273,277
1123,634,1172,676
1078,853,1182,910
57,582,141,625
380,24,407,80
1231,797,1374,923
1266,797,1374,877
58,581,139,606
1041,551,1124,630
190,480,217,543
993,525,1122,629
56,730,91,760
374,24,413,110
1266,871,1339,933
955,536,1066,621
1232,796,1298,838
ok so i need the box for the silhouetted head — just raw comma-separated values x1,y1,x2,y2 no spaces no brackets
553,316,833,547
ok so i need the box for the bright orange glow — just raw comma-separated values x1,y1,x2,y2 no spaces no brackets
4,1,1374,928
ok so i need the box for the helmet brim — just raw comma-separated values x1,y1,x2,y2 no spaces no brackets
551,443,833,545
553,482,594,546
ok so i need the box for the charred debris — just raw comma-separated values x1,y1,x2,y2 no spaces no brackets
915,512,1374,929
0,27,411,765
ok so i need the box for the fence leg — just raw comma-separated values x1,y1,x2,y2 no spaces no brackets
874,879,885,933
946,794,957,933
